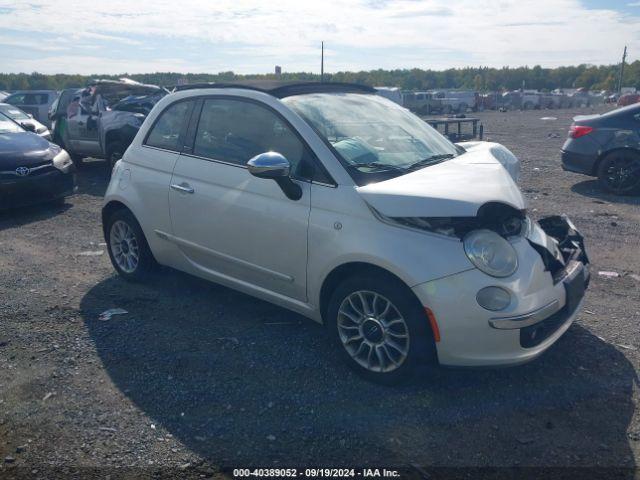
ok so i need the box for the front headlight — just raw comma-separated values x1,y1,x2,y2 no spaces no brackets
53,149,74,173
463,229,518,277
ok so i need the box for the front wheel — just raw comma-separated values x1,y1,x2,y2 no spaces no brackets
106,141,126,172
70,153,85,168
597,151,640,195
105,209,157,281
326,272,436,384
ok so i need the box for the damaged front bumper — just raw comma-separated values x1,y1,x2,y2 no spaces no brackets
412,215,589,367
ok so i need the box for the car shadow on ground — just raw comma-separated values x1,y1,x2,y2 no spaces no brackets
0,201,71,232
81,270,638,472
75,159,111,197
572,180,640,206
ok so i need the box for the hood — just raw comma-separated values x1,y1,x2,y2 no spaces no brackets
0,132,55,169
91,78,161,97
357,142,526,218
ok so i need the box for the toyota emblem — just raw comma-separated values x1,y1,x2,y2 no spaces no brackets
15,166,30,176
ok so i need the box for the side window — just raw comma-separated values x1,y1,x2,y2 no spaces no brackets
7,94,25,106
193,98,313,178
23,94,44,105
145,100,192,152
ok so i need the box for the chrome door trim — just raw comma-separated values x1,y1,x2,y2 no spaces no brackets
154,230,294,283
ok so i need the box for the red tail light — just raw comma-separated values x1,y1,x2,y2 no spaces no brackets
569,125,594,139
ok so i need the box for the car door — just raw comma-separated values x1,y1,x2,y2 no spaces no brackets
168,96,313,301
66,99,101,156
128,98,196,258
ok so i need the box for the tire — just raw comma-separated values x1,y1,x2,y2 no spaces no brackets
326,272,436,384
523,102,534,110
70,153,85,168
106,141,126,172
597,150,640,195
105,209,157,281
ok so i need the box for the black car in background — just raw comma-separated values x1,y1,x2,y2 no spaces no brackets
0,112,76,210
562,103,640,195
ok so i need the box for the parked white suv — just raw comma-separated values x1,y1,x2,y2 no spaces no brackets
102,82,589,383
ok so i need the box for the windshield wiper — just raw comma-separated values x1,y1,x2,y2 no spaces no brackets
351,162,406,172
405,153,455,171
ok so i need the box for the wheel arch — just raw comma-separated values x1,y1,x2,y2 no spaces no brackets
104,129,126,151
318,261,428,326
105,129,121,142
592,146,640,176
102,200,135,238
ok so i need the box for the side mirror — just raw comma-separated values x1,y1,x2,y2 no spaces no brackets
247,152,302,201
20,122,36,132
247,152,290,178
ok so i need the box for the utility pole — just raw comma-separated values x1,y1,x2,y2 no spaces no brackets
321,41,324,83
617,46,627,94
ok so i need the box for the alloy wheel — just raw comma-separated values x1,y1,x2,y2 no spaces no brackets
109,220,140,273
603,156,640,192
337,290,410,373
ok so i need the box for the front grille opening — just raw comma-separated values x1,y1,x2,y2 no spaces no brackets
392,202,527,239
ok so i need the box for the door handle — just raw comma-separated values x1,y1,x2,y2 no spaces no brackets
171,183,195,194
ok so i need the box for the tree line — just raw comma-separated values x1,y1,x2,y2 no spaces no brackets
1,62,638,92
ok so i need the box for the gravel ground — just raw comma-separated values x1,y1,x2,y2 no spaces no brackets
0,106,638,479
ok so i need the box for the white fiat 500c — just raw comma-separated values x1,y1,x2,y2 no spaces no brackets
102,82,589,383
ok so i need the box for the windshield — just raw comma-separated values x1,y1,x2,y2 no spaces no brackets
0,113,24,134
283,93,459,185
0,104,30,121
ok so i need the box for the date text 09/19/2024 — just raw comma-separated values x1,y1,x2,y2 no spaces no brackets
232,468,401,478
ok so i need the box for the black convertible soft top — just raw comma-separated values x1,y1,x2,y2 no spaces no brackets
171,81,376,98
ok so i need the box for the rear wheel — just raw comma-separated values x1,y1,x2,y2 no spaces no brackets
105,209,157,281
597,150,640,195
326,272,436,384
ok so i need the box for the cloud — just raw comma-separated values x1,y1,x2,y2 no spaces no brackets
0,0,637,74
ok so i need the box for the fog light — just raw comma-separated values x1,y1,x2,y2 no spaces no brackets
476,286,511,311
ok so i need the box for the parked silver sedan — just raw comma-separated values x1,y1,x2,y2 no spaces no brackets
3,90,57,127
0,103,52,140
